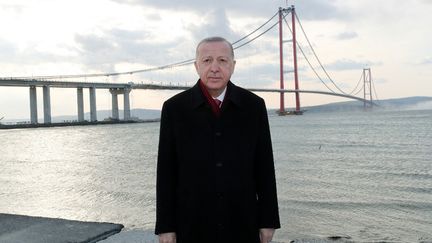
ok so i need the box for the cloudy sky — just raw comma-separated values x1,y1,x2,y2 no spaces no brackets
0,0,431,120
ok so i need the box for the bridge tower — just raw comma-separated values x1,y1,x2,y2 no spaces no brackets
278,6,301,115
363,68,373,109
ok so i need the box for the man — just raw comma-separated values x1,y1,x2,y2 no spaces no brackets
155,36,280,243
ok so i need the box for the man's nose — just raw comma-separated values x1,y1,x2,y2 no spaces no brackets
210,61,219,72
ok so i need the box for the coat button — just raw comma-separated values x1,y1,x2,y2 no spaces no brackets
216,161,223,167
215,132,222,136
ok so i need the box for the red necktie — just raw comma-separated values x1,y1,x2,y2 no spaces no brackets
214,99,222,108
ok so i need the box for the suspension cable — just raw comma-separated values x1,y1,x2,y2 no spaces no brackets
371,77,380,102
295,13,348,94
352,83,364,96
234,20,279,50
9,58,196,80
232,11,279,46
348,71,364,95
283,16,336,93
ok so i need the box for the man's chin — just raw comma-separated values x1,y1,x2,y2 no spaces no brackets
205,84,224,91
204,80,222,88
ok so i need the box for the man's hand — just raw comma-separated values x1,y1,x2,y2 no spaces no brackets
159,232,176,243
259,228,275,243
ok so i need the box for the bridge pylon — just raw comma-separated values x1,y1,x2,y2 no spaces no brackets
363,68,373,109
278,6,302,116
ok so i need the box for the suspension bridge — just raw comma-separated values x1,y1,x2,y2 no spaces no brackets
0,5,378,125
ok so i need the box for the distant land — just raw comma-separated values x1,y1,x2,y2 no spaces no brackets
1,109,161,124
300,96,432,114
1,96,432,123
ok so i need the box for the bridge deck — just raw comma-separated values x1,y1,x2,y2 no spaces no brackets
0,78,129,89
0,79,374,105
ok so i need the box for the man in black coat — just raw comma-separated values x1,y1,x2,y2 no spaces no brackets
155,36,280,243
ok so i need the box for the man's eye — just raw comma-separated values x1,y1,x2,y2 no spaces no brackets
203,59,211,63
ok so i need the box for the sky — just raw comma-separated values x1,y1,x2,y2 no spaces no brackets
0,0,431,120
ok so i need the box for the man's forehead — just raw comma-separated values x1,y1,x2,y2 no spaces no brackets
198,42,231,53
198,45,232,61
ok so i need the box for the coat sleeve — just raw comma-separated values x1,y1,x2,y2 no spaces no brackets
155,101,177,234
255,98,281,229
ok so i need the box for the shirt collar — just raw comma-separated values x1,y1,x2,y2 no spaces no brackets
213,86,227,102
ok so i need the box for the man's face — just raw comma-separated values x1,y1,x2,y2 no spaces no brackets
194,41,236,95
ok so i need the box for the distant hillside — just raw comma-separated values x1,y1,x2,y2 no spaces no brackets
303,96,432,113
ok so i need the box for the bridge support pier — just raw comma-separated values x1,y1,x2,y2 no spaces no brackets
109,88,131,121
89,87,97,122
124,88,131,121
29,86,38,124
110,88,120,120
77,88,84,122
43,86,51,123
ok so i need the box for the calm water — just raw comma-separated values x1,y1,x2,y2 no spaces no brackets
1,109,431,242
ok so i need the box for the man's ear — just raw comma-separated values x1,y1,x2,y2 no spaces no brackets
194,61,199,72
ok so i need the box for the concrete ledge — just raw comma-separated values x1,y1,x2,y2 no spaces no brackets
0,213,124,243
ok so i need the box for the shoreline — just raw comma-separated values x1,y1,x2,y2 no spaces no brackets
0,118,160,129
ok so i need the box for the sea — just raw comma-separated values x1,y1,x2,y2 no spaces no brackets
1,109,431,243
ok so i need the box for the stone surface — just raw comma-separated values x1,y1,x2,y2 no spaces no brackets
0,213,123,243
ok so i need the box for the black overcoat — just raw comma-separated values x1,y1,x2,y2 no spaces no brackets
155,81,280,243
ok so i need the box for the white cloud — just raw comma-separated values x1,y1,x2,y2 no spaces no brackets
326,59,381,71
185,8,238,43
0,39,17,62
335,31,358,40
420,57,432,65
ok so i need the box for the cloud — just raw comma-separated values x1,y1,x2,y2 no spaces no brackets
372,78,387,84
420,56,432,65
291,0,351,20
112,0,276,17
335,31,358,40
186,8,238,42
41,0,353,74
0,3,24,13
0,39,17,62
71,8,242,73
326,58,381,71
0,38,71,66
73,28,191,72
111,0,349,20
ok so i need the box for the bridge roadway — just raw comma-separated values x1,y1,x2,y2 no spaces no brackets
0,78,373,125
0,78,130,89
0,79,372,103
132,83,375,105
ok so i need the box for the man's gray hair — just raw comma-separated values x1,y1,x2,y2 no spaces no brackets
195,36,235,59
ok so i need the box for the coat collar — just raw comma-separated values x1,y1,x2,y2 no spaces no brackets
191,80,245,109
